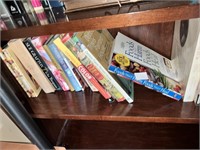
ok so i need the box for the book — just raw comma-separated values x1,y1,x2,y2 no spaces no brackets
60,34,98,92
47,42,82,92
24,38,62,91
4,0,27,16
0,46,41,97
31,36,69,91
67,30,134,103
4,0,33,27
30,0,49,25
43,44,74,91
8,39,55,93
0,0,11,18
171,18,200,102
53,37,112,100
108,32,183,101
60,52,87,91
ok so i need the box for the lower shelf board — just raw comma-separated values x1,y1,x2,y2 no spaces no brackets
38,120,199,149
27,84,199,124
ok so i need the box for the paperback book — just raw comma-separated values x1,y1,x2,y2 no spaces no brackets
0,46,41,97
108,32,183,100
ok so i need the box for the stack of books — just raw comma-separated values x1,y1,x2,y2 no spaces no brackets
1,29,134,103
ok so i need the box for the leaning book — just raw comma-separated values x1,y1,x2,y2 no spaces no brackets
0,46,41,97
108,32,183,101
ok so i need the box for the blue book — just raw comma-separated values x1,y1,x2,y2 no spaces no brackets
48,43,82,92
108,65,182,101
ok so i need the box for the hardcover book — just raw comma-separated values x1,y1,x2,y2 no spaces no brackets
0,46,41,97
69,30,134,103
171,18,200,102
108,32,183,100
53,37,112,100
8,39,55,93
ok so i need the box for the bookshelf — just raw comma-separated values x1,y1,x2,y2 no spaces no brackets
1,1,199,149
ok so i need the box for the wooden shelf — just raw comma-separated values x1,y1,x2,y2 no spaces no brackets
1,4,199,40
27,84,199,124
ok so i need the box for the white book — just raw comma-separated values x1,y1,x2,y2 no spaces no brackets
171,18,200,102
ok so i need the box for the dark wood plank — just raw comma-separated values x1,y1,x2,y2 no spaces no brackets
110,21,174,58
63,120,199,149
27,84,199,124
1,4,199,40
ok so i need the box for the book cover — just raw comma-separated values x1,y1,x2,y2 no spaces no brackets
47,42,82,92
8,39,55,93
171,18,200,102
75,30,134,103
24,38,62,91
0,47,41,97
53,37,112,100
108,32,183,101
31,36,69,91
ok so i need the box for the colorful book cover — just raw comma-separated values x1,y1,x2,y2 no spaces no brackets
0,46,41,97
23,38,61,91
31,36,70,91
47,42,82,92
53,37,112,100
63,32,133,103
108,32,183,101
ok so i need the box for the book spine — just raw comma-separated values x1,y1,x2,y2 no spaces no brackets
31,37,70,91
4,0,26,16
53,38,112,100
23,39,61,91
43,44,74,91
30,0,49,25
69,35,134,103
6,46,41,96
108,65,182,100
47,43,82,92
0,50,32,97
60,51,84,91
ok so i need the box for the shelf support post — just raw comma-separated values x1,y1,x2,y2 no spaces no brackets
0,74,55,150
